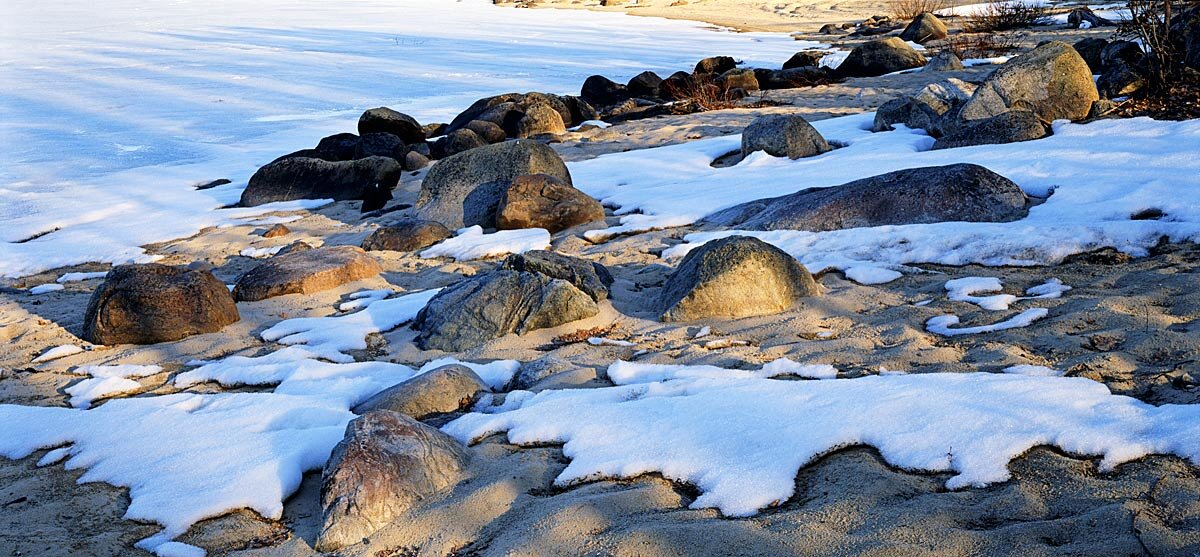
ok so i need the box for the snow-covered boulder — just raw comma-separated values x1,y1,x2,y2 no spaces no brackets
413,269,598,352
315,411,469,552
741,114,831,160
233,245,383,302
239,156,401,211
958,41,1099,124
899,13,948,44
354,364,489,419
500,250,614,302
416,139,572,229
932,110,1048,150
358,107,426,144
660,235,820,322
495,174,606,233
832,38,927,78
361,219,453,252
82,264,239,345
705,163,1028,231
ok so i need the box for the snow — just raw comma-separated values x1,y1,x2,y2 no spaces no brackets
445,369,1200,518
945,277,1071,310
31,345,85,363
1,0,813,279
1004,364,1065,377
1026,278,1072,298
605,114,1200,280
844,266,903,285
337,289,394,312
28,284,65,295
421,226,551,261
153,542,206,557
259,289,441,363
934,0,1048,17
65,364,163,409
417,358,520,391
606,359,838,384
239,246,286,259
926,308,1050,336
57,271,108,283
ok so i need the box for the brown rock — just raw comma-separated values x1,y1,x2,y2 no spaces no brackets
233,245,382,302
516,103,567,138
495,174,605,233
315,411,469,551
82,264,240,345
361,219,453,252
353,364,489,419
262,224,290,238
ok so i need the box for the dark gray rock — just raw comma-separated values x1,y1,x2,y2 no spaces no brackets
362,219,453,252
873,78,976,133
314,133,361,161
695,56,737,75
783,51,828,70
495,174,605,233
627,70,664,99
706,164,1028,231
833,38,927,78
82,264,239,345
501,250,614,302
741,114,831,159
353,364,488,419
1068,6,1115,28
1097,61,1147,98
923,51,965,72
358,107,425,144
1101,40,1145,70
413,270,599,352
1073,38,1109,73
354,132,406,161
932,110,1048,150
240,156,401,209
415,140,572,229
758,67,832,89
432,128,488,159
315,411,468,552
659,236,819,322
581,75,630,107
465,120,507,144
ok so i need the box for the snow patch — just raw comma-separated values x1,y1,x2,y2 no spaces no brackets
421,226,550,261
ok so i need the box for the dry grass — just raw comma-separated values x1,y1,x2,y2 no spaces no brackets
550,322,630,346
663,76,745,112
889,0,947,20
931,31,1025,59
963,0,1051,32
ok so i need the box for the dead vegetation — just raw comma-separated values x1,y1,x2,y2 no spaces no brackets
930,31,1025,59
962,0,1051,32
888,0,947,20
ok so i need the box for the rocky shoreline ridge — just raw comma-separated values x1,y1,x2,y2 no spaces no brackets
3,9,1200,557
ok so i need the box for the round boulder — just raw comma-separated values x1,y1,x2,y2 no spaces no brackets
741,114,831,160
659,236,820,322
516,103,567,138
899,13,948,44
362,219,453,252
465,120,507,144
358,107,425,144
239,156,401,209
495,174,605,233
353,364,489,419
833,38,927,78
82,264,240,345
783,50,828,70
958,41,1099,124
581,75,630,107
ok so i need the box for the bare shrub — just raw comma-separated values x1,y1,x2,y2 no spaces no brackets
1121,0,1199,93
889,0,947,20
662,76,745,112
963,0,1051,32
931,32,1025,59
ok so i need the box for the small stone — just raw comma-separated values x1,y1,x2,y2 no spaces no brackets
262,224,290,238
361,219,453,252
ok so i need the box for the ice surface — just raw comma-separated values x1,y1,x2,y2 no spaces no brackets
629,115,1200,280
2,0,811,278
444,370,1200,517
926,308,1050,336
421,226,551,261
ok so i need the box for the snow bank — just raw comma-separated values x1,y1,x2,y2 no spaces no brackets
1,0,813,278
66,364,163,409
607,114,1200,279
421,226,551,261
259,289,440,362
444,371,1200,517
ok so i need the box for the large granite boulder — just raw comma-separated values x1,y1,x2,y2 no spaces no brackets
516,103,567,138
361,219,453,252
82,264,240,345
354,132,407,161
315,411,469,552
353,364,489,419
415,140,572,229
695,56,738,75
659,236,820,322
239,156,401,210
932,110,1048,150
464,120,506,144
899,13,948,44
413,270,598,352
234,245,383,302
627,70,665,99
833,38,927,78
741,114,831,160
581,75,630,107
957,41,1099,124
500,250,614,302
358,107,426,144
495,174,605,233
706,164,1028,231
872,78,977,133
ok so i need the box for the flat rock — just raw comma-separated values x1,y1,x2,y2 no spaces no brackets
415,140,572,229
361,219,453,252
234,245,382,302
239,156,401,210
495,173,605,233
659,236,819,322
500,250,614,302
413,269,598,352
315,411,469,552
932,110,1048,150
706,163,1028,231
741,114,831,160
958,41,1099,124
353,364,488,419
82,264,240,345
